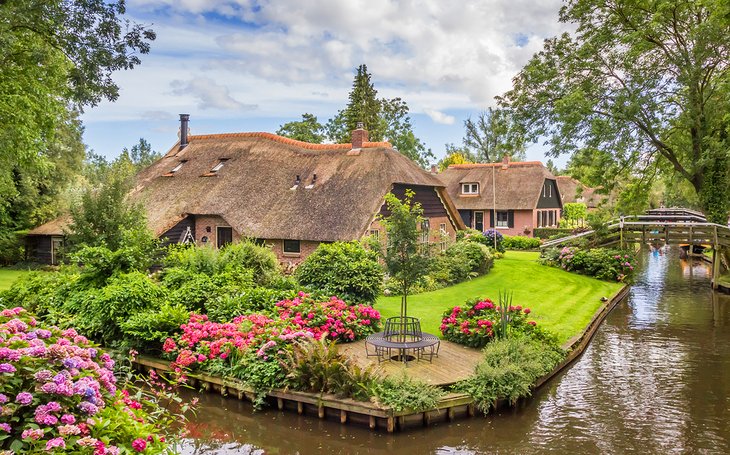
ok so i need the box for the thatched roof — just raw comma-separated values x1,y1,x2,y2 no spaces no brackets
27,216,70,236
555,176,601,208
130,132,456,241
439,161,556,210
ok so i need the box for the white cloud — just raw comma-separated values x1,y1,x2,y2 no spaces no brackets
424,108,456,125
170,77,257,110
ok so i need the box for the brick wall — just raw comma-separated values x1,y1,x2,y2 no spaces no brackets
265,239,321,270
193,215,240,248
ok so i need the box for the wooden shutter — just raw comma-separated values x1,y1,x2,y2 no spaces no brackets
489,210,495,228
508,210,514,228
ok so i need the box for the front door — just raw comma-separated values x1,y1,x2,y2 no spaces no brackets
51,237,63,265
474,211,484,231
216,227,233,248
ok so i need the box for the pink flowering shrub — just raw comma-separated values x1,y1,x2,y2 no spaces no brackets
275,293,381,342
440,298,538,348
0,307,171,453
163,293,380,406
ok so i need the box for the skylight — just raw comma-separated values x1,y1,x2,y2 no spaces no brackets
170,160,187,173
211,159,228,172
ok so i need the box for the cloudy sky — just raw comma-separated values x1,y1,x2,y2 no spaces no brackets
82,0,567,164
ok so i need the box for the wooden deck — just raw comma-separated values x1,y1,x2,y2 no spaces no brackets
339,338,483,387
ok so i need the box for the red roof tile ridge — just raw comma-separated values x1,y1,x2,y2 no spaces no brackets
186,132,391,150
447,161,544,169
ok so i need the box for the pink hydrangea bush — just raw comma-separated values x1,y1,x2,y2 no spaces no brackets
0,307,170,453
440,298,537,348
164,292,380,376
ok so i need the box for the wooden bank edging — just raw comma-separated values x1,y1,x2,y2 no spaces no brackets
130,284,630,433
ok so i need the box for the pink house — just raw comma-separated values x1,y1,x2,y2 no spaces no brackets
438,156,563,237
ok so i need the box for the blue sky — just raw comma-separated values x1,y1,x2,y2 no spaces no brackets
81,0,567,165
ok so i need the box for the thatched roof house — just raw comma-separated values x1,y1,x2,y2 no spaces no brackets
27,117,464,265
438,156,563,236
555,176,603,209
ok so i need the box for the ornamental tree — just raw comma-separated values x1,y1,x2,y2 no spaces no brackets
380,190,431,319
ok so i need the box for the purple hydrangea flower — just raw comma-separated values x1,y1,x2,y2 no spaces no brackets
35,329,52,339
0,394,7,404
34,370,53,382
78,401,99,415
0,423,11,432
0,363,16,374
15,392,33,406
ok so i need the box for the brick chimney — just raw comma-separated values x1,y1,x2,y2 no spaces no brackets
351,122,368,149
501,153,510,169
430,165,438,174
179,114,190,149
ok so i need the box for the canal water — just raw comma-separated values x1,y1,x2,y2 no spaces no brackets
178,247,730,454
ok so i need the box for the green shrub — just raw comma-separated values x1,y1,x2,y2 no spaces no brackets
164,268,255,312
453,336,565,413
374,373,444,412
533,227,574,239
502,235,541,250
164,244,223,276
296,241,383,303
74,271,167,347
120,304,190,351
206,287,298,322
0,269,79,315
220,239,282,286
431,241,493,285
541,247,635,281
282,338,377,401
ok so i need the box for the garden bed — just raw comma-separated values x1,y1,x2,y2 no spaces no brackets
127,283,630,432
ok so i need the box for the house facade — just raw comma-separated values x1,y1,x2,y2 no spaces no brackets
27,117,464,265
555,176,603,209
438,156,563,237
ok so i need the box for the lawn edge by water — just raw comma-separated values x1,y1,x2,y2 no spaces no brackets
376,251,625,344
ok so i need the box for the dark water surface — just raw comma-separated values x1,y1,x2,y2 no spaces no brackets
179,248,730,454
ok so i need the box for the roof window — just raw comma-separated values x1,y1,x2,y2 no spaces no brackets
211,158,229,173
304,173,317,189
290,175,301,191
170,160,187,174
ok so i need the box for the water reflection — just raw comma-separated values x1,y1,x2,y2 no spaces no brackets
180,248,730,454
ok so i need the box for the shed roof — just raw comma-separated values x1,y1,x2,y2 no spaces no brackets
26,216,69,236
439,161,556,210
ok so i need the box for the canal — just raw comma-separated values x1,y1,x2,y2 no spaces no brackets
178,247,730,454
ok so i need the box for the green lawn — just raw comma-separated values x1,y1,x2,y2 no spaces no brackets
376,251,624,344
0,269,31,292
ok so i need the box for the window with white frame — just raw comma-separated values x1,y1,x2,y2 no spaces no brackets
461,182,479,195
420,219,430,244
496,211,509,228
211,158,229,173
170,160,187,173
369,229,379,241
543,182,552,198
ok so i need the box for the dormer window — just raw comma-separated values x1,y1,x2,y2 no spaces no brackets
211,158,228,173
461,183,479,195
170,160,187,173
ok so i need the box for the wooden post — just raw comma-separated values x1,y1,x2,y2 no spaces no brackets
369,416,376,430
277,398,284,410
712,248,720,290
297,402,304,415
318,405,325,419
447,407,455,422
689,225,693,255
340,410,347,424
467,403,475,417
423,411,430,426
386,416,395,433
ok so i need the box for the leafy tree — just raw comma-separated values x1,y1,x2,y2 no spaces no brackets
379,97,434,166
462,108,527,163
277,113,325,143
380,190,431,319
501,0,730,223
122,138,162,169
67,160,148,251
437,144,474,171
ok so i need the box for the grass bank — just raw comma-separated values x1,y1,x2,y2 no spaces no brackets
376,251,624,344
0,269,32,291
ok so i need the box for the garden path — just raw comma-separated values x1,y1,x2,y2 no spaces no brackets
339,339,483,387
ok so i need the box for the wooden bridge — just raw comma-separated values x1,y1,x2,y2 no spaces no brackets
541,208,730,289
